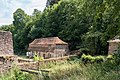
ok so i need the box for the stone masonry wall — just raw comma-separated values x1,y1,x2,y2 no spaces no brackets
108,42,119,54
0,31,13,55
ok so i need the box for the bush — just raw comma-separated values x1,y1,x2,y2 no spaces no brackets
69,55,80,61
106,54,114,60
111,54,120,65
81,54,105,63
106,54,120,65
0,65,37,80
94,56,105,63
81,53,120,64
33,54,44,61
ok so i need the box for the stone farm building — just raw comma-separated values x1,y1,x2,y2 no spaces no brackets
107,39,120,54
28,37,69,58
0,31,13,55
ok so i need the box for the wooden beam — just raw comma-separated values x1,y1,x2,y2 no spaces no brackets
21,69,50,74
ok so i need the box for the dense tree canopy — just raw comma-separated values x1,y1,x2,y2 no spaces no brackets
0,0,119,55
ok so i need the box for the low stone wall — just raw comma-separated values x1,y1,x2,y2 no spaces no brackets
0,64,12,74
0,55,76,74
0,55,18,74
18,55,76,70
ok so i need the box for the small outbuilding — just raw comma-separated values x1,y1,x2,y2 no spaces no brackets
107,39,120,54
28,37,69,59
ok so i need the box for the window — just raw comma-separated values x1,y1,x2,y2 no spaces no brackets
56,45,63,49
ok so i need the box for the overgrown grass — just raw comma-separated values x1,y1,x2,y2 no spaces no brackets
43,60,120,80
1,54,120,80
0,65,39,80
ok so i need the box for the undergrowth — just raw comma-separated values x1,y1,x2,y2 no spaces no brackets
1,54,120,80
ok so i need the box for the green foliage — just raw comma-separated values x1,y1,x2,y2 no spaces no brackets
0,65,37,80
33,54,44,61
106,54,114,60
81,0,120,55
33,55,39,61
46,0,60,7
0,0,119,55
111,54,120,65
1,55,120,80
81,53,120,64
81,54,105,63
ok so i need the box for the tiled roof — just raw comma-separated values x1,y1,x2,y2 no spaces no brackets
29,37,68,45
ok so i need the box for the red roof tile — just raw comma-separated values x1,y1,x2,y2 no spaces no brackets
29,37,68,45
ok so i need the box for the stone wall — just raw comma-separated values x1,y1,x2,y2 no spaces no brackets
18,55,76,70
108,42,119,54
0,31,13,55
54,44,69,57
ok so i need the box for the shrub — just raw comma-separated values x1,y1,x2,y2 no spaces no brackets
39,57,44,61
33,55,39,61
106,54,114,60
81,54,105,63
0,65,37,80
112,54,120,65
94,56,105,63
69,55,79,61
33,54,44,61
106,54,120,65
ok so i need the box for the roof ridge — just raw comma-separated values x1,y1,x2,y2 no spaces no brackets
29,37,68,45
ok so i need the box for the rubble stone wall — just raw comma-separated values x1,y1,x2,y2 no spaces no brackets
108,42,119,54
0,31,13,54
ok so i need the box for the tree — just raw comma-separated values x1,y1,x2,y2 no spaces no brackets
46,0,60,7
0,0,119,55
13,8,32,54
82,0,120,55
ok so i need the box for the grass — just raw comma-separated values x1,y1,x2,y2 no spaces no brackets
45,61,120,80
0,65,39,80
1,55,120,80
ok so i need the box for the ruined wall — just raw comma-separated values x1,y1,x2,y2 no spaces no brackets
0,31,13,55
18,55,72,70
108,42,119,54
